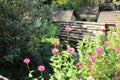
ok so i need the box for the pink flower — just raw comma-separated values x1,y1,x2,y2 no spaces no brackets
52,48,59,53
37,65,45,72
76,62,83,68
67,47,75,54
114,13,118,16
89,56,96,62
115,48,120,53
65,26,72,32
88,64,94,70
95,48,102,55
52,41,59,46
23,58,30,64
104,41,110,45
87,77,94,80
116,23,120,27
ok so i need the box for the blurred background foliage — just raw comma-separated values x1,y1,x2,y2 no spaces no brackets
58,0,99,10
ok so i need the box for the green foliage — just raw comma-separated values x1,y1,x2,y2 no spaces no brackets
112,0,120,2
0,0,58,79
59,0,99,10
50,51,78,80
76,35,115,79
49,26,120,79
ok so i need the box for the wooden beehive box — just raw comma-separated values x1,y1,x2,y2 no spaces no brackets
54,21,109,48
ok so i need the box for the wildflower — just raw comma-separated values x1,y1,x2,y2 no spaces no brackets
76,62,83,69
52,41,59,46
23,58,30,64
95,48,102,55
89,56,96,62
100,29,107,33
104,41,110,45
88,64,94,70
52,48,59,53
67,47,75,54
65,26,72,32
87,76,94,80
115,48,120,53
37,65,45,72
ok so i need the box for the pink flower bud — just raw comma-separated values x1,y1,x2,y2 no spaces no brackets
88,64,94,70
65,26,72,32
114,13,118,16
51,41,59,46
89,56,96,62
67,47,75,54
23,58,30,64
95,48,102,55
37,65,45,72
115,48,120,53
76,62,83,69
52,48,59,53
104,41,110,45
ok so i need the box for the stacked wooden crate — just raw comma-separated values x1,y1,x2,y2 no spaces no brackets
54,21,108,47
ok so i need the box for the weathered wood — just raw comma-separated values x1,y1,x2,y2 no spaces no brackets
97,11,120,24
54,21,108,48
52,10,75,22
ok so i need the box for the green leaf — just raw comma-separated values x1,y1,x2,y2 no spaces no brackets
28,70,35,78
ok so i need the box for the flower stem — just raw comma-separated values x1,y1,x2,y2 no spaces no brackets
27,64,30,72
41,71,42,77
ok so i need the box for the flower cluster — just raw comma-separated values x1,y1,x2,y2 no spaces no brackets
23,58,45,72
23,58,45,79
51,41,59,54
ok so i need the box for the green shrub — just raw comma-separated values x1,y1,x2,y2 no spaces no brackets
0,0,58,79
49,26,120,80
58,0,99,10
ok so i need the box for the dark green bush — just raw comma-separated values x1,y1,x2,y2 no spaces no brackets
0,0,58,79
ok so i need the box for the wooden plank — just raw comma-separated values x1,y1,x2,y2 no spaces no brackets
55,21,106,44
97,11,120,24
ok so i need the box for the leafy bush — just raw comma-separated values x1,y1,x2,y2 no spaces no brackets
0,0,58,79
49,26,120,80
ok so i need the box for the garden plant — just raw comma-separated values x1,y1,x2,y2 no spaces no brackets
1,0,120,80
25,24,120,80
49,25,120,80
